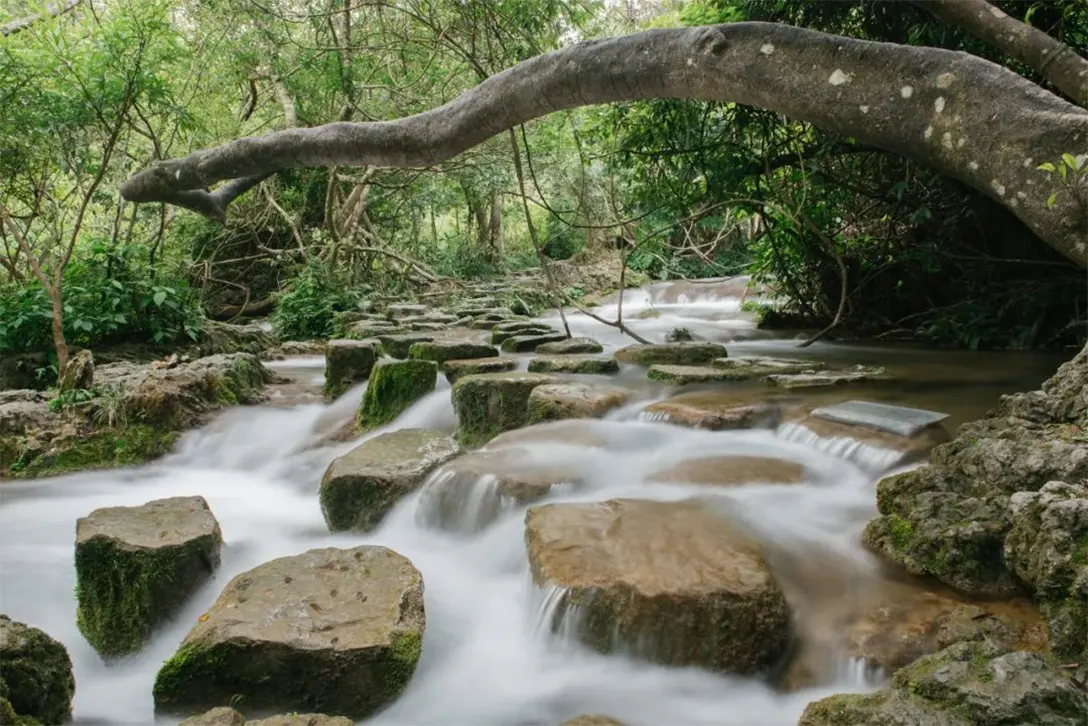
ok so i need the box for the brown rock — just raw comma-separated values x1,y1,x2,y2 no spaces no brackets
527,383,634,423
641,390,782,430
560,716,627,726
784,411,950,464
649,456,805,485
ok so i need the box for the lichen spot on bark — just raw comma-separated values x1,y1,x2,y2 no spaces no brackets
829,69,851,86
936,73,955,89
991,180,1007,196
760,43,775,55
934,97,945,114
900,86,913,98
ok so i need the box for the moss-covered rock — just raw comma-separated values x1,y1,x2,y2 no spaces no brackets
0,615,75,725
798,641,1087,726
408,341,498,364
528,356,619,375
6,424,181,479
490,326,555,345
710,356,825,377
450,372,556,447
357,359,437,431
441,356,518,383
181,706,354,726
344,320,398,339
645,364,743,385
319,428,460,531
154,546,425,720
527,499,791,674
500,332,567,352
613,342,727,366
75,496,223,658
324,340,378,399
57,348,94,391
536,337,604,355
526,383,633,423
196,320,277,356
377,332,436,358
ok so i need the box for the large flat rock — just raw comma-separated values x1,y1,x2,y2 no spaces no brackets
76,496,223,658
649,455,805,486
451,372,557,446
528,355,619,375
614,342,727,366
526,498,791,674
641,390,782,430
441,356,519,383
809,400,948,438
154,546,425,720
526,382,634,423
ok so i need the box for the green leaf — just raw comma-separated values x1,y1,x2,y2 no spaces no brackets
152,291,167,306
1037,162,1056,172
1061,153,1078,171
1046,192,1059,208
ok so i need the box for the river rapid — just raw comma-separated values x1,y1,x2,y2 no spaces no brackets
0,278,1068,725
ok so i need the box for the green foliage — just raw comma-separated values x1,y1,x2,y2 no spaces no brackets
271,260,361,340
47,387,98,413
541,214,583,260
429,234,502,280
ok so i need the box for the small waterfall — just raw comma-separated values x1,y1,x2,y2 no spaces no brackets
776,423,903,473
416,469,504,534
836,656,887,689
532,583,584,641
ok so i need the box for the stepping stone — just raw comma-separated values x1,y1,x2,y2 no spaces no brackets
649,456,805,486
809,400,948,438
646,364,743,385
782,403,951,466
536,337,604,355
386,303,429,319
357,359,437,431
470,316,529,330
640,391,781,430
501,332,567,353
491,326,555,345
324,340,378,398
451,372,556,446
441,356,518,383
76,496,223,657
526,382,634,423
528,355,619,375
376,332,436,358
764,365,893,389
408,341,498,364
494,320,553,334
346,321,399,339
614,342,727,366
712,357,825,377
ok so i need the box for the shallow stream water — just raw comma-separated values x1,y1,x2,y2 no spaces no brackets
0,277,1070,725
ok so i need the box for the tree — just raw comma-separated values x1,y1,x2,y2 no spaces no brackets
121,4,1088,268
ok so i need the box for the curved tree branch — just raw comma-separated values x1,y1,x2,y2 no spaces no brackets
121,22,1088,266
1,0,81,36
914,0,1088,108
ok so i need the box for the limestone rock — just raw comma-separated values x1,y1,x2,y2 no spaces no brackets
490,326,555,344
526,383,633,423
763,365,892,389
641,391,781,430
197,320,277,356
536,337,604,355
386,303,430,319
560,716,626,726
181,707,353,726
711,356,825,377
526,498,791,674
320,429,460,531
645,364,744,385
613,342,727,366
75,496,223,657
154,546,425,719
493,320,554,334
783,410,951,467
376,331,435,359
1004,480,1088,659
0,616,75,725
408,341,498,364
345,320,398,339
486,419,611,449
58,348,94,391
441,356,519,383
324,340,378,399
798,641,1087,726
357,359,437,431
451,372,557,447
649,456,804,486
417,449,582,532
501,332,567,353
528,355,619,375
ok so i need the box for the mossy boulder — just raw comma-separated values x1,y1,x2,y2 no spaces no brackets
500,332,567,352
528,355,619,375
526,498,791,674
6,424,181,480
323,340,378,399
450,372,556,447
376,332,436,359
154,546,425,720
0,616,75,725
613,342,727,366
526,383,633,423
181,706,354,726
641,391,782,430
441,356,518,383
408,341,498,364
320,428,460,531
536,337,604,355
357,359,437,431
798,641,1087,726
196,320,277,356
75,495,224,658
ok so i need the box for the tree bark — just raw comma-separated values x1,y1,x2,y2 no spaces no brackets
915,0,1088,108
489,192,504,258
1,0,81,37
121,22,1088,266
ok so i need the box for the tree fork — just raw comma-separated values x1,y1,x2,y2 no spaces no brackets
121,22,1088,266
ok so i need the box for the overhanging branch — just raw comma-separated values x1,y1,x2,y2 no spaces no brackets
1,0,82,36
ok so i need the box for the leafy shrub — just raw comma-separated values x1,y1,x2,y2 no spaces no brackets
429,234,501,279
271,259,361,340
541,214,584,261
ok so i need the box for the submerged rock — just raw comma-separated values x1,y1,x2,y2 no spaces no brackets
486,419,612,449
528,355,619,375
409,341,497,364
798,641,1087,726
417,449,583,532
154,546,424,719
320,429,459,531
648,455,804,486
441,356,519,383
526,382,634,423
357,359,437,430
526,498,791,674
451,372,557,447
613,342,727,366
536,337,604,355
181,708,353,726
501,332,567,353
641,390,781,430
324,340,378,399
0,615,75,726
1004,480,1088,659
58,348,94,391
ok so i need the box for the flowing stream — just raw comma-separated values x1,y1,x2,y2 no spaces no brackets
0,277,1068,725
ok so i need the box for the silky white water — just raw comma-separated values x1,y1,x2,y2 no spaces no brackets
2,277,1042,726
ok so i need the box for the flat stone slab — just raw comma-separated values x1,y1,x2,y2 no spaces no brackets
809,400,949,438
614,342,727,366
408,341,498,363
712,357,825,377
647,364,742,385
386,303,430,319
641,391,782,430
527,382,634,423
649,455,805,486
441,356,518,382
320,429,460,531
536,337,604,355
501,332,567,353
346,321,399,339
528,355,619,375
764,366,893,389
153,546,425,720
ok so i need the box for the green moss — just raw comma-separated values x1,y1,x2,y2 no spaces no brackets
796,691,887,725
324,342,378,399
0,619,74,725
408,341,497,364
528,357,619,375
1042,593,1087,659
888,514,916,551
451,373,552,447
5,425,179,480
76,532,221,658
319,470,393,532
357,360,437,431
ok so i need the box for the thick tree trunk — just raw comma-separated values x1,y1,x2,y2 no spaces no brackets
121,22,1088,266
915,0,1088,108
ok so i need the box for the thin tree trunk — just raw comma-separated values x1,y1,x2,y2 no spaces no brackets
489,192,504,259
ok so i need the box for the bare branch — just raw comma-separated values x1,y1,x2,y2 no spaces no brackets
1,0,81,37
